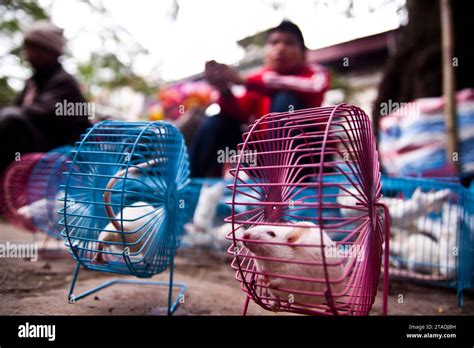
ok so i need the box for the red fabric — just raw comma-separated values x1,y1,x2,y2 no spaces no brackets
218,63,330,123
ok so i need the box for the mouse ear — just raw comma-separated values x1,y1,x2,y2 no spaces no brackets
287,227,304,244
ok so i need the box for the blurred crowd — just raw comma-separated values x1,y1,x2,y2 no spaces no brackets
0,20,330,179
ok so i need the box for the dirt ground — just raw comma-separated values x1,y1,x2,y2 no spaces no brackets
1,221,473,316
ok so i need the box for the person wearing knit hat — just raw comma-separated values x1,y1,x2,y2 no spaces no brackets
0,21,91,175
22,21,65,70
24,21,65,56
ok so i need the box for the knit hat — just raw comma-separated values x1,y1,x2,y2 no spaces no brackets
23,21,65,55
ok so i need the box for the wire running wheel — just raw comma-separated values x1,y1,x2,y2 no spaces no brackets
226,104,390,316
60,121,189,314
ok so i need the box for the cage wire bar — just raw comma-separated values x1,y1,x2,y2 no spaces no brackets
225,104,390,316
0,152,45,232
26,146,73,239
381,175,473,306
59,121,189,315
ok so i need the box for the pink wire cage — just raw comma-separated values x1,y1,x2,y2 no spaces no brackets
225,104,390,316
0,152,45,232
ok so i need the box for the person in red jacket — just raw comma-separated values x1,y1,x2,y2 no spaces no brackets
190,20,330,177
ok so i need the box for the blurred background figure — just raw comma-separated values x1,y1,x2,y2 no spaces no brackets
0,21,91,174
189,20,330,177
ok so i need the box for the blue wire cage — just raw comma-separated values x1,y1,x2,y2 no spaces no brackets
26,146,73,239
380,175,473,306
59,121,189,313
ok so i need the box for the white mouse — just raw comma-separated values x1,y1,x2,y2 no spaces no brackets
338,187,450,229
17,198,45,221
17,192,64,222
403,233,439,274
415,202,458,241
402,233,454,279
242,221,346,311
391,187,450,228
192,181,225,232
405,202,459,278
184,221,246,251
336,186,367,218
93,201,158,263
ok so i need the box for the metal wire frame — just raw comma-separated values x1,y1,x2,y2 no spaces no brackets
381,175,473,306
59,121,189,315
225,104,390,316
26,146,73,239
0,152,45,232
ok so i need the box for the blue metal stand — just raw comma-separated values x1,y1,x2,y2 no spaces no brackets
67,260,187,316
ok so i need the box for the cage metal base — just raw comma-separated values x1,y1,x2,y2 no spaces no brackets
67,260,187,316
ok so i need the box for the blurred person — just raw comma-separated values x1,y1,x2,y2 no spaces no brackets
0,21,91,174
190,20,330,177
